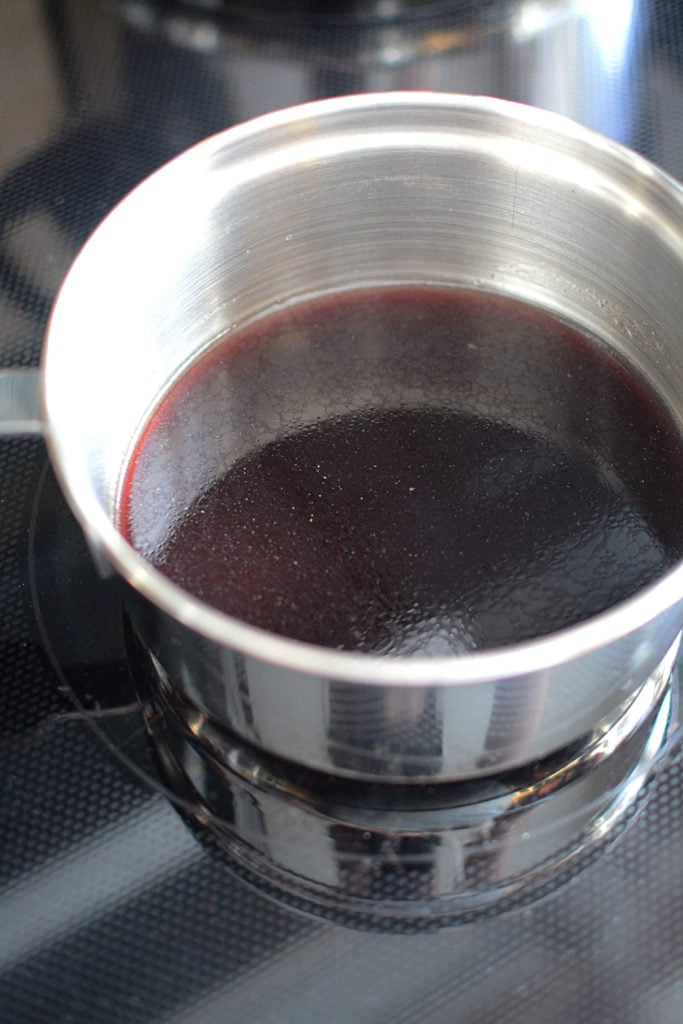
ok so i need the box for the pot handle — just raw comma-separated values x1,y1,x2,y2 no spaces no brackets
0,368,43,435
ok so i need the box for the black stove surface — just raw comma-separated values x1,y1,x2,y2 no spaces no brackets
4,1,683,1021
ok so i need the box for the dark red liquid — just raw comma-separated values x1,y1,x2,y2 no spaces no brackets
121,286,683,654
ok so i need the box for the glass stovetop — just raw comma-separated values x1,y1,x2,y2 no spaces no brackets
3,2,683,1021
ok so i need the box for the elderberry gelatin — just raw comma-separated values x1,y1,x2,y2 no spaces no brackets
120,286,683,655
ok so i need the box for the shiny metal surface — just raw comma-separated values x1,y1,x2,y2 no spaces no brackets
42,92,683,781
102,0,660,173
136,624,676,923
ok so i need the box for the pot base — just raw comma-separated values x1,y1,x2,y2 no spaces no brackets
135,639,676,928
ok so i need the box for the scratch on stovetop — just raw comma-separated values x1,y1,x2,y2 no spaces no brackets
52,703,141,723
20,702,143,742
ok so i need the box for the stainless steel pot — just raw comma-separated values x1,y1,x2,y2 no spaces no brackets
5,92,683,783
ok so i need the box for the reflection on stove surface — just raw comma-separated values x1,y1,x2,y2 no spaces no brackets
131,623,676,928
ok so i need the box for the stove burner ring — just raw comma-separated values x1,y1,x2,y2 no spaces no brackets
135,635,676,928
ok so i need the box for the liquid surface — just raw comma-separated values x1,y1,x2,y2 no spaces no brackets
121,287,683,654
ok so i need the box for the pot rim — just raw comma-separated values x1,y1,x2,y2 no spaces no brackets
42,90,683,686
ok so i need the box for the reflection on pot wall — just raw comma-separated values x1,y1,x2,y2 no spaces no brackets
134,619,675,929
